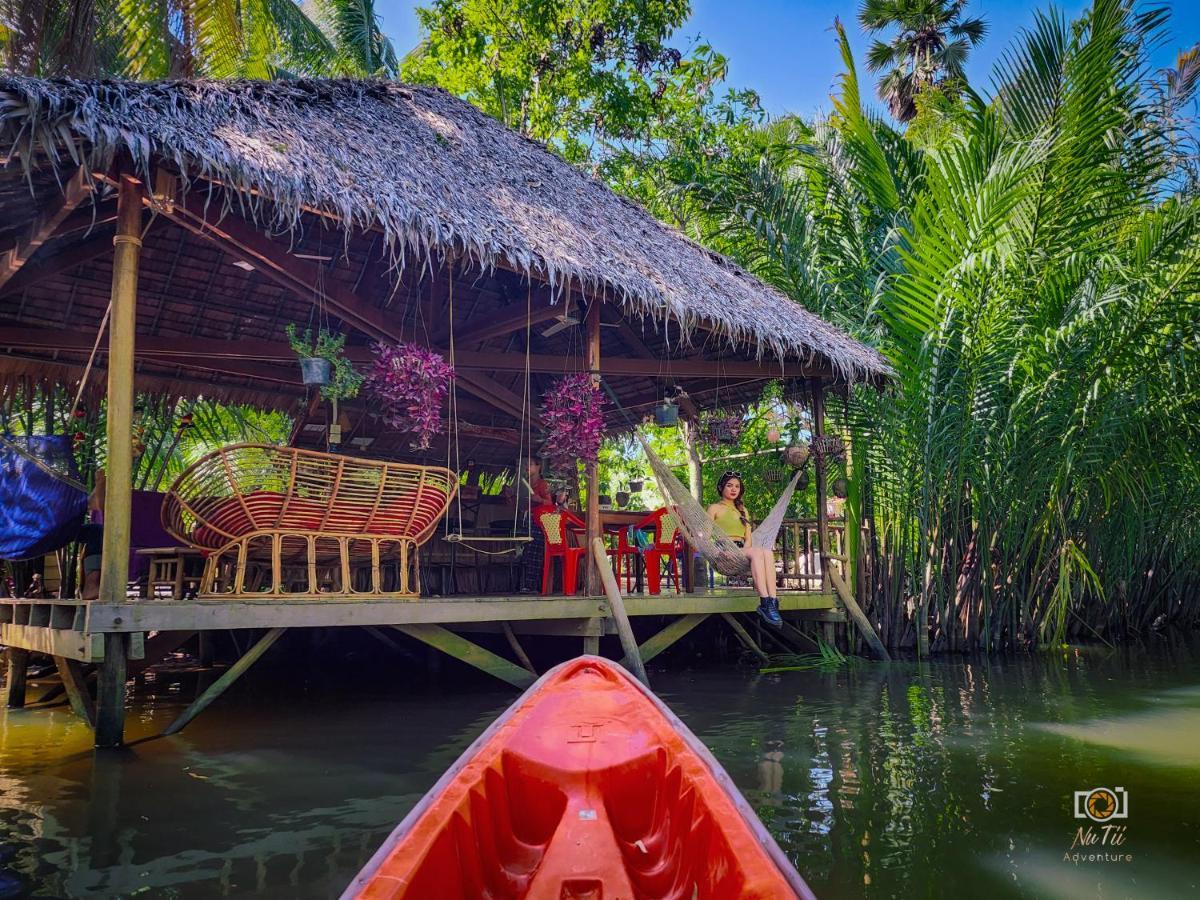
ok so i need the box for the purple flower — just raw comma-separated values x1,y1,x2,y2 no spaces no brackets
540,374,606,472
365,342,454,450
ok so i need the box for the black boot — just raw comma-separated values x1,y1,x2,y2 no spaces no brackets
757,596,783,628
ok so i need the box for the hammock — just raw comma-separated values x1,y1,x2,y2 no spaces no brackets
0,434,88,561
634,433,802,578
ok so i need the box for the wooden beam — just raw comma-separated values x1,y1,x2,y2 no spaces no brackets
390,624,535,689
719,612,770,664
0,168,92,290
451,298,566,346
55,656,96,726
622,613,709,669
456,370,542,426
0,328,824,380
163,627,287,735
0,231,115,298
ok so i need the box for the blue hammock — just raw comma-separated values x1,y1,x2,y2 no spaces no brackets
0,434,88,561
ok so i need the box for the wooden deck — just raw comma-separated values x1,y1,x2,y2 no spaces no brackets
1,589,842,745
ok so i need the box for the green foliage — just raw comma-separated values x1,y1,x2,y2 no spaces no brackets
285,324,364,402
685,1,1200,650
403,0,763,180
0,0,397,78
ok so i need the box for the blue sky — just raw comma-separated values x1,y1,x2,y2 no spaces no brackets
374,0,1198,119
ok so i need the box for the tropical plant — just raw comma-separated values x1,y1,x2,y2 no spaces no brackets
857,0,987,121
285,324,364,402
686,1,1200,652
0,0,397,78
366,342,454,450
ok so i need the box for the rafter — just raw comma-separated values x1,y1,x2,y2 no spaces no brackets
0,168,93,291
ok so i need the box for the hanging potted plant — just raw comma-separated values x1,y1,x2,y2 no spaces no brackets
832,477,849,499
286,325,364,401
628,477,644,493
699,409,744,446
615,490,631,508
366,342,454,451
540,373,605,474
654,399,679,427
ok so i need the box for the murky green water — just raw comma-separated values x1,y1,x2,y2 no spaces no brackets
0,638,1198,899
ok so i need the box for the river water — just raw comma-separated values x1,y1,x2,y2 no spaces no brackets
0,637,1197,899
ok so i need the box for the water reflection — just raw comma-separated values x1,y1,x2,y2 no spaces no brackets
0,639,1195,898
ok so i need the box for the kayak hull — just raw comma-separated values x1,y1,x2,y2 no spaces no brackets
345,656,815,899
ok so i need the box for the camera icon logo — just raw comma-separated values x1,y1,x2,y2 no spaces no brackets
1073,787,1128,822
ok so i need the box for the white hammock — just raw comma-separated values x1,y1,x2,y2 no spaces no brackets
634,434,802,578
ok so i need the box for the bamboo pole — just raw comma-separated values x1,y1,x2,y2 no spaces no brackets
591,538,649,686
584,298,602,596
98,174,142,606
811,379,831,595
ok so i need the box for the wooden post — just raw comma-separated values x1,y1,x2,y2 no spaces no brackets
719,613,770,664
591,538,649,686
584,298,602,596
98,174,143,608
95,633,128,748
811,379,831,594
5,648,29,709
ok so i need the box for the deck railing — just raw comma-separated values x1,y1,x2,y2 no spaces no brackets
776,518,870,592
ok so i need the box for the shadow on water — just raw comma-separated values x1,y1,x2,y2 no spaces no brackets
0,636,1197,898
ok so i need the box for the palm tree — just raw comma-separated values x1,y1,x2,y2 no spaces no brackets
686,1,1200,652
858,0,987,122
0,0,397,79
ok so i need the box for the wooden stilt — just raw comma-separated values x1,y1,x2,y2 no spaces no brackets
95,633,129,748
811,378,832,595
591,538,649,685
719,613,770,664
622,613,708,670
582,634,600,655
5,648,29,709
98,173,143,609
362,625,406,653
163,628,286,735
829,568,891,661
55,656,96,726
37,683,67,704
500,622,536,675
391,624,534,689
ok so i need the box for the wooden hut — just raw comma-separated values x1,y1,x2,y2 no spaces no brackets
0,77,890,745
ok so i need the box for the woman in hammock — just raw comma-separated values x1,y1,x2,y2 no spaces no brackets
707,471,783,627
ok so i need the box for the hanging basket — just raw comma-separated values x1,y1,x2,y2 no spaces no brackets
654,400,679,427
299,357,332,387
628,478,644,493
615,490,631,508
832,477,849,499
783,443,810,468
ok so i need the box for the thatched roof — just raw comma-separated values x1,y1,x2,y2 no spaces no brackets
0,76,889,383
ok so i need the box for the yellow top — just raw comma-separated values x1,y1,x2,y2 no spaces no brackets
713,502,748,541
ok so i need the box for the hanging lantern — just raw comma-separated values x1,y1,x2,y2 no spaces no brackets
179,412,194,428
766,426,781,444
654,400,679,427
764,467,783,484
832,478,849,499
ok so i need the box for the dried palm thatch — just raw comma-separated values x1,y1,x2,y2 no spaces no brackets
0,76,890,382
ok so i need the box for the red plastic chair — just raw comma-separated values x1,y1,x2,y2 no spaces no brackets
611,507,684,595
535,505,587,595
